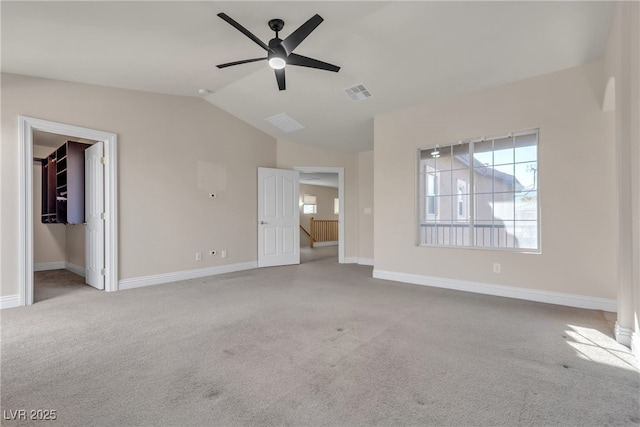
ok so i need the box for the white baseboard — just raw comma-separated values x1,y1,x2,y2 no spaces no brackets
372,269,617,312
313,241,338,247
0,294,20,309
615,323,640,364
34,261,65,271
34,261,85,276
65,262,85,277
119,261,258,290
343,257,374,266
615,322,633,347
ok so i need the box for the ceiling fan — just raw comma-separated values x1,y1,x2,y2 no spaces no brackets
216,13,340,91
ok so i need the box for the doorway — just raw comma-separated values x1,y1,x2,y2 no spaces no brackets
295,167,345,264
18,116,118,306
32,131,100,301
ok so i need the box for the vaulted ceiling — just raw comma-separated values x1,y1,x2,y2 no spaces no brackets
1,1,613,152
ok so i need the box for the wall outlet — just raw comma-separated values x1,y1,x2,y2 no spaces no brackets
209,250,216,256
196,252,202,261
221,250,227,259
208,193,217,198
493,263,501,274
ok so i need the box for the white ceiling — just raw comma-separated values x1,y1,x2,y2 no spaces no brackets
2,1,612,153
300,172,338,189
33,130,97,149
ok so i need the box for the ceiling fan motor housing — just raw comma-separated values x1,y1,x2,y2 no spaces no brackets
268,19,284,33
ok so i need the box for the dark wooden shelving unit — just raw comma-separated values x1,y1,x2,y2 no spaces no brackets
41,141,91,224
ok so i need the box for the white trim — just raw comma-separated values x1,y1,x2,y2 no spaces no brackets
313,241,338,247
19,116,118,306
294,167,345,264
615,322,633,347
1,295,21,310
65,262,86,277
34,262,66,271
633,332,640,365
33,262,85,277
344,257,374,266
372,269,617,312
119,261,258,290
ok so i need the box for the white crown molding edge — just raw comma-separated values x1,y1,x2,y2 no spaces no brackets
119,261,258,290
372,269,617,312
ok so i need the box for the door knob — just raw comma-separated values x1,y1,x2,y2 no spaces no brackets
260,221,267,225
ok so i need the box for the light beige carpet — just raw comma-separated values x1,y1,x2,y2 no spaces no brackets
1,256,638,426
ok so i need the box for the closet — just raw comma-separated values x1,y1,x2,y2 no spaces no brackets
40,141,90,224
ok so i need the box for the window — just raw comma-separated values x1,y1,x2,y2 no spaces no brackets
418,129,539,251
302,194,317,214
334,198,339,215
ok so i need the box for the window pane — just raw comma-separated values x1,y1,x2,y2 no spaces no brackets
452,169,470,188
434,195,453,221
420,155,436,171
515,133,537,163
492,192,515,221
474,220,493,247
437,170,453,196
474,140,493,167
475,193,494,220
452,143,471,170
494,136,514,166
515,191,537,220
497,221,516,248
493,164,516,192
436,145,453,171
474,167,493,193
514,162,537,191
514,221,538,249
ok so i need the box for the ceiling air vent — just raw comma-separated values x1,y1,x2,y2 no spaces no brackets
344,84,372,101
265,113,305,133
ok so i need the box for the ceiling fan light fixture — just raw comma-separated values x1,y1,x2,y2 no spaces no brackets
268,57,286,69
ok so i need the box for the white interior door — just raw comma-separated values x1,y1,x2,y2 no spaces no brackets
85,141,105,289
258,167,300,267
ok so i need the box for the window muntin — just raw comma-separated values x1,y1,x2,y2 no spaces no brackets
418,130,539,251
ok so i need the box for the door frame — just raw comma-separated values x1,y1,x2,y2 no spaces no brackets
19,116,118,305
294,166,345,264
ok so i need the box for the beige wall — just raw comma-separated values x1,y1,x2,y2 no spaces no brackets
65,225,85,268
277,140,360,260
604,1,640,346
1,73,277,296
374,60,617,299
358,151,374,261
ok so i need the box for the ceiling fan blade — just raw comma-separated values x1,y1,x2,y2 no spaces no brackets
287,53,340,72
275,68,286,91
217,57,267,69
280,14,323,56
217,13,271,52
